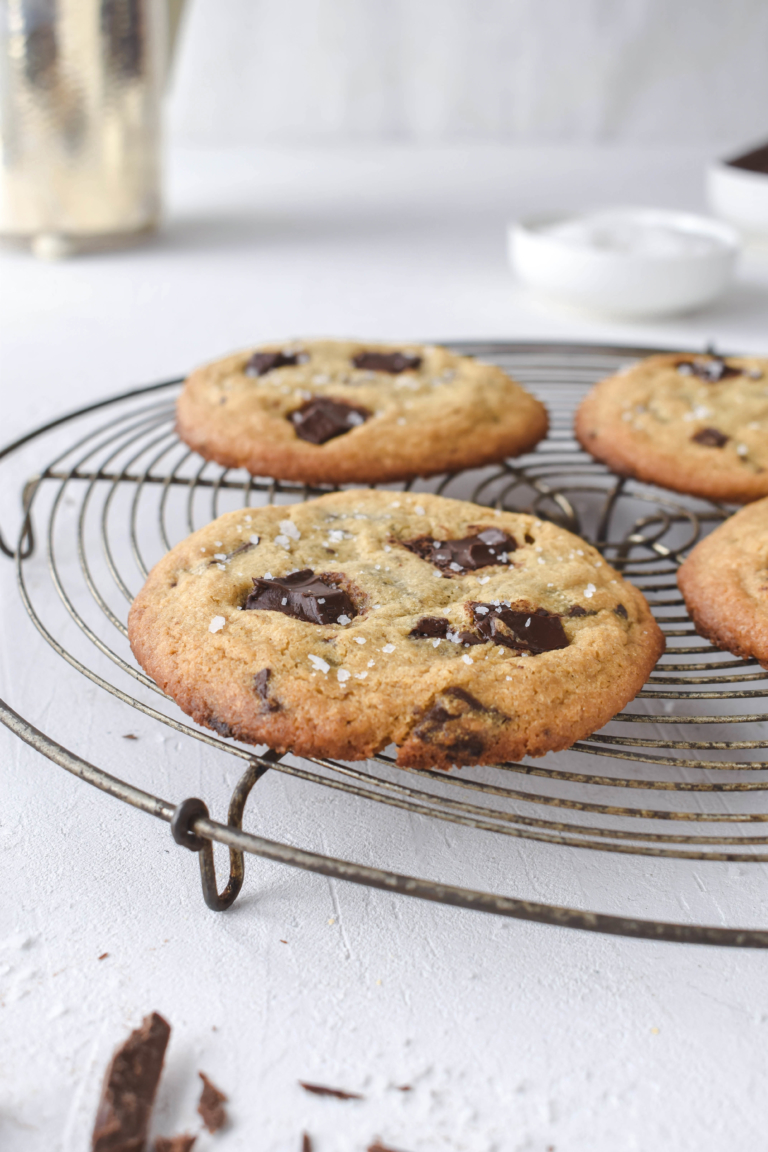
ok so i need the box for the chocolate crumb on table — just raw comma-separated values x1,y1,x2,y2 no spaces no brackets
298,1081,364,1100
301,1134,313,1152
198,1071,228,1133
154,1136,196,1152
91,1011,171,1152
98,952,109,960
368,1142,412,1152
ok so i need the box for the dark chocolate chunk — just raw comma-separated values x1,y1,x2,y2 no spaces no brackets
245,350,302,376
412,686,507,764
290,397,371,444
403,527,517,573
614,603,628,618
568,605,589,617
92,1012,171,1152
244,569,357,625
409,616,451,638
351,351,421,374
443,686,487,711
208,717,234,738
299,1082,364,1100
198,1072,227,1134
154,1136,196,1152
253,668,281,712
676,357,742,383
692,427,729,448
470,602,569,654
726,142,768,174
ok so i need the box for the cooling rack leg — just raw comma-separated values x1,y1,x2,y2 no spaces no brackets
171,752,279,911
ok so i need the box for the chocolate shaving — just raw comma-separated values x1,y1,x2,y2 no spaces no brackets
676,357,742,383
91,1012,171,1152
302,1136,313,1152
122,734,138,740
290,397,370,444
692,427,729,448
198,1072,227,1134
352,351,421,374
470,602,569,654
98,952,109,960
298,1081,364,1100
245,350,302,376
403,527,516,574
154,1137,196,1152
245,569,357,625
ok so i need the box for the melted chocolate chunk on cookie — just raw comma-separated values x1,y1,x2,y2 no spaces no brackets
253,668,281,712
613,603,628,619
404,527,517,573
351,351,422,374
568,604,594,617
692,427,729,448
208,717,234,738
290,397,371,445
244,569,357,625
676,357,743,383
409,616,487,646
470,602,569,654
245,350,304,376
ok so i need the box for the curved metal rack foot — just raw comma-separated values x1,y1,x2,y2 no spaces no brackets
2,341,768,947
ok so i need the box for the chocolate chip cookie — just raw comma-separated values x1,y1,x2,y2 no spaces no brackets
128,491,663,769
176,339,548,485
575,352,768,503
677,498,768,667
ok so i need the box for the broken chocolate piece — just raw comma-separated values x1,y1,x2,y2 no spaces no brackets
568,605,590,617
403,527,517,573
299,1082,364,1100
154,1137,196,1152
290,397,371,444
614,603,628,618
245,350,302,376
208,717,234,738
692,427,729,447
253,668,281,712
676,357,742,383
198,1072,227,1134
245,569,357,625
92,1012,171,1152
726,142,768,174
470,602,569,654
351,351,421,374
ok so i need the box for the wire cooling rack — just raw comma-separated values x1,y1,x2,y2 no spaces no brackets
2,340,768,947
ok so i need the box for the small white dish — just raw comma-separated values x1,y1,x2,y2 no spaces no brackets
508,208,740,320
707,143,768,238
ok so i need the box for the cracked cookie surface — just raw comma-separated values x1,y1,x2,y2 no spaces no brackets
128,490,664,768
575,352,768,503
176,339,548,485
677,498,768,668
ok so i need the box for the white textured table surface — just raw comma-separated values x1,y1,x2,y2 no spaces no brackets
2,145,768,1152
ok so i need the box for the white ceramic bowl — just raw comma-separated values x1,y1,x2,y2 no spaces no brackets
508,208,740,320
707,160,768,238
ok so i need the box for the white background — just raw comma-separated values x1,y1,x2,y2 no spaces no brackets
2,141,768,1150
169,0,768,147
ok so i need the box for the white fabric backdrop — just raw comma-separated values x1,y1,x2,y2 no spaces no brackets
168,0,768,147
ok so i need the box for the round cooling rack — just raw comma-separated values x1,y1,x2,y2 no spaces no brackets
2,340,768,948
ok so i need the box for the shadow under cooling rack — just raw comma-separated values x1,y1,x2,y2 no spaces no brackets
2,340,768,947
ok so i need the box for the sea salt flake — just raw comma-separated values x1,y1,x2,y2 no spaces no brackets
475,606,489,615
275,534,291,549
217,564,226,571
382,643,395,653
281,597,287,605
449,561,463,572
355,671,368,679
209,616,226,633
279,519,301,540
214,541,223,547
308,654,330,673
383,545,391,552
367,659,375,667
462,655,473,665
249,534,260,545
214,553,227,560
355,636,366,644
737,443,749,457
263,571,273,580
337,614,351,625
432,639,441,647
415,505,426,515
337,669,351,683
477,576,490,585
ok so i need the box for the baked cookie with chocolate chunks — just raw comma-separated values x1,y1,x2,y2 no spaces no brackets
575,352,768,503
677,498,768,667
128,490,664,769
176,339,548,485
